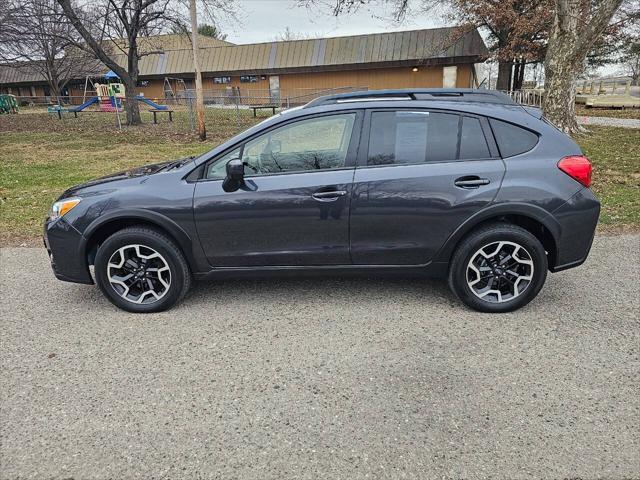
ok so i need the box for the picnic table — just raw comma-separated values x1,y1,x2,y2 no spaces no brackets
150,108,174,124
249,104,278,117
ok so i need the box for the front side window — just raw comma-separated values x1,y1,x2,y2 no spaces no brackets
205,113,356,179
241,114,355,175
206,147,241,179
367,111,459,166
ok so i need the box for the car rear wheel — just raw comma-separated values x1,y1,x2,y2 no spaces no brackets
448,223,548,313
94,227,191,313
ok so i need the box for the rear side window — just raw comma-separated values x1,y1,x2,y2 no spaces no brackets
367,111,459,165
490,119,538,158
460,117,490,159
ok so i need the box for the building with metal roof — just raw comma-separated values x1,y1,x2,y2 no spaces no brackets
0,27,488,103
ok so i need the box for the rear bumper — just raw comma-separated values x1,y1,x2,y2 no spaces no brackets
549,188,600,272
43,218,93,284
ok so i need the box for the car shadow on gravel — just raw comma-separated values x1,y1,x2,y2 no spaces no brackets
184,274,460,308
64,271,573,315
67,272,462,312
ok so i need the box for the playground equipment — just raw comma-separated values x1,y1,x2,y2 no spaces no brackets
49,74,170,120
62,82,125,115
94,82,125,112
69,83,169,114
163,77,188,102
0,94,19,114
136,95,169,110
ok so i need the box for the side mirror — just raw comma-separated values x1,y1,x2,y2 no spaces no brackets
222,158,244,192
226,158,244,180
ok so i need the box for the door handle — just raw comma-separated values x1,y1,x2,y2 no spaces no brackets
312,190,347,202
454,176,490,189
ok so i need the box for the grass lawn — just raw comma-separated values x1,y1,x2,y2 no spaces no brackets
578,126,640,227
575,105,640,119
0,111,638,245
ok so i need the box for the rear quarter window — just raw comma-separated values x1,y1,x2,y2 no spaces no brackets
489,119,539,158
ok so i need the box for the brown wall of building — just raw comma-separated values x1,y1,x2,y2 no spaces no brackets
279,65,442,91
137,80,169,100
132,63,473,101
7,63,473,103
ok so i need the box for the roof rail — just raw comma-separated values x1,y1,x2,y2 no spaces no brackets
304,88,515,108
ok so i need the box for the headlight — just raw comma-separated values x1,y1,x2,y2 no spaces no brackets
50,197,81,221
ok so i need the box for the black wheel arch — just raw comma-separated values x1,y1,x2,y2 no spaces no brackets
80,209,200,273
434,202,560,270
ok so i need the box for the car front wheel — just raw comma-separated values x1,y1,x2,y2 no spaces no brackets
448,223,548,313
94,227,191,313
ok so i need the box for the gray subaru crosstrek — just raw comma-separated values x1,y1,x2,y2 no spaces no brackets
44,89,600,313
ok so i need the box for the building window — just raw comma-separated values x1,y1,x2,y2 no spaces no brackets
213,76,231,84
240,75,258,83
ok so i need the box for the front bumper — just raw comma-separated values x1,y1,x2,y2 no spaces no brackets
43,217,93,284
550,188,600,272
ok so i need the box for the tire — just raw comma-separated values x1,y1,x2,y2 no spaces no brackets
94,226,191,313
448,223,548,313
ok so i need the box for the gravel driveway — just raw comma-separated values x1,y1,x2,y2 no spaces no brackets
578,115,640,128
1,235,639,480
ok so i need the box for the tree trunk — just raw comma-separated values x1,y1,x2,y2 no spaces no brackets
496,61,513,91
543,0,582,133
123,77,142,125
124,45,142,126
516,60,526,90
51,82,62,105
543,53,580,133
513,61,522,90
543,0,623,133
189,0,206,141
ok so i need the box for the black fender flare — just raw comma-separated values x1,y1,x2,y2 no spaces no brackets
79,208,199,270
433,202,562,264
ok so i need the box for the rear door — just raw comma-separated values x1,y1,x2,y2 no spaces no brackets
350,109,505,265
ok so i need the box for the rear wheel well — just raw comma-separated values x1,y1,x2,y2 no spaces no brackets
452,215,557,269
85,219,185,267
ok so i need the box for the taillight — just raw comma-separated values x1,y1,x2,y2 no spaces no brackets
558,155,592,188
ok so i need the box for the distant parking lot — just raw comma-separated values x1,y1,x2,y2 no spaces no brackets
1,234,638,479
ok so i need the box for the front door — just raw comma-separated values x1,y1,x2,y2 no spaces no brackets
194,112,361,267
350,109,505,265
269,75,280,103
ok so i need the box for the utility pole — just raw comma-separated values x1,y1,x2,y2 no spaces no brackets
189,0,206,140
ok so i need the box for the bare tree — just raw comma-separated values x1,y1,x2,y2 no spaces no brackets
0,0,98,100
604,1,640,83
543,0,625,133
621,38,640,84
56,0,176,124
55,0,236,125
0,1,24,63
273,26,320,41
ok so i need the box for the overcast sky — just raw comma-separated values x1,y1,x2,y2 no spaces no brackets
217,0,446,44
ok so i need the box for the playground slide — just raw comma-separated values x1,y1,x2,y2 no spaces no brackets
136,96,168,110
69,96,98,112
